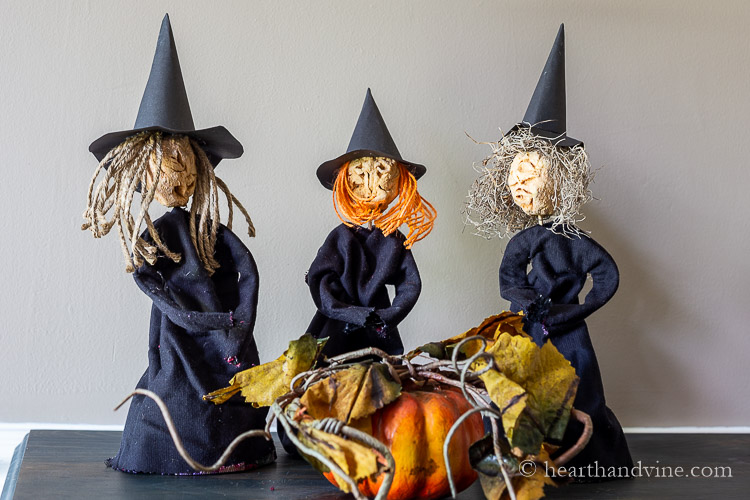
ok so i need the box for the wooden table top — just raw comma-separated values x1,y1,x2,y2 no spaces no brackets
6,430,749,499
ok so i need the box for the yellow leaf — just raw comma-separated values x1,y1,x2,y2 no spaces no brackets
408,311,528,360
283,334,320,384
510,448,556,500
296,426,384,493
485,332,578,454
479,370,527,444
301,364,401,424
204,333,322,406
486,332,539,383
313,428,382,481
532,342,579,441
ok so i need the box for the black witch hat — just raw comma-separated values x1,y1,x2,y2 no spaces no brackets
509,24,582,148
316,89,426,190
89,14,243,166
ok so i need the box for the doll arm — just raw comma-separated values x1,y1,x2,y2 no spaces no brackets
376,249,422,326
545,239,619,328
308,271,374,326
306,227,376,326
220,227,260,329
499,235,539,310
134,268,238,332
133,223,259,333
306,232,374,327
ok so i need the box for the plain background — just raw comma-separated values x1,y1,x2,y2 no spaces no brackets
0,0,748,427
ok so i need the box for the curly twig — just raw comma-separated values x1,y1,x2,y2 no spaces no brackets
271,401,395,500
114,389,271,473
443,406,510,499
327,347,400,365
272,402,365,499
553,408,593,467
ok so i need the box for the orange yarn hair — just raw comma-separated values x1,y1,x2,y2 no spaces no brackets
333,162,436,249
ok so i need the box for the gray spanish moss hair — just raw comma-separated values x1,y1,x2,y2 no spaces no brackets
82,131,255,274
464,126,593,239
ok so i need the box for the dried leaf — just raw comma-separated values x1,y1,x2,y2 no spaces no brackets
283,334,322,383
416,341,446,359
479,369,527,443
301,428,384,492
408,312,527,360
470,434,517,500
533,342,579,442
204,333,324,406
513,473,548,500
301,364,401,424
512,448,556,500
485,332,578,454
471,436,556,500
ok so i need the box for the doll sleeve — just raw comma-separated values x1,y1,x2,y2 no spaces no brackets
309,271,374,326
133,266,238,332
499,234,539,310
132,222,258,333
545,237,619,328
376,249,422,326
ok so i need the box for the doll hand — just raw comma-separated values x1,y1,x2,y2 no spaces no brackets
526,294,552,324
365,311,385,328
365,312,386,338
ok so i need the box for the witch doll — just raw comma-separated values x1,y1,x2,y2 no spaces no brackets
82,15,275,474
307,89,436,358
465,25,633,479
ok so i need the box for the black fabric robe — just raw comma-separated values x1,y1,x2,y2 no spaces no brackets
306,224,422,357
500,223,633,477
106,208,276,474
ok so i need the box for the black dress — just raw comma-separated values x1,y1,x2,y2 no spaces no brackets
499,223,633,476
306,224,422,357
106,208,276,474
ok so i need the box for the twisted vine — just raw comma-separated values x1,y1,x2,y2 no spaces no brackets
117,336,591,499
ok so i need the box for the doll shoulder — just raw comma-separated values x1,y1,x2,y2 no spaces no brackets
317,224,408,259
509,224,614,268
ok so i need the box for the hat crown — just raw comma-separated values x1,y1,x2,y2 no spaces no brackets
134,14,195,131
522,24,566,136
345,89,403,160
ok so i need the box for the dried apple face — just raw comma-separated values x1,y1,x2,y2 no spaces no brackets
145,135,198,207
507,151,555,216
346,156,400,209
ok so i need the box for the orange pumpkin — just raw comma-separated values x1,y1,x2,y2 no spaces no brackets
324,385,484,500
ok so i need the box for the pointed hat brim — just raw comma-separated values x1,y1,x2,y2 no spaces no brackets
316,151,425,190
89,125,243,167
508,122,582,148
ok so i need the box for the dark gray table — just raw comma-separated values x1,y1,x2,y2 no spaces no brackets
4,431,749,499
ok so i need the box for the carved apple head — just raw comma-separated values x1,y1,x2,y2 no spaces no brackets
145,135,198,207
346,156,401,209
507,150,555,216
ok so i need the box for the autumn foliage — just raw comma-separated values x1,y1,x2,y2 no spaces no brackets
204,313,587,500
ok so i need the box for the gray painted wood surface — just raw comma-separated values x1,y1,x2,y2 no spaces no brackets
8,431,749,499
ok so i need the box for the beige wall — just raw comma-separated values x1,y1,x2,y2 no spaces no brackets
0,0,748,426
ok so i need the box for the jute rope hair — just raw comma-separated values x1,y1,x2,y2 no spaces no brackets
333,163,436,249
82,131,255,274
464,126,593,239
